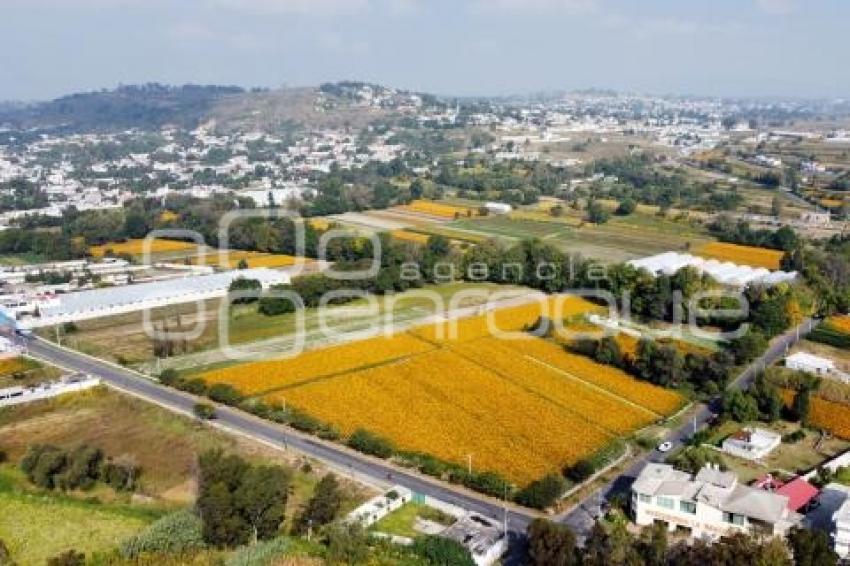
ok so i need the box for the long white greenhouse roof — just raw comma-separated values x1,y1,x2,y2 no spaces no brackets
39,268,289,318
627,251,797,287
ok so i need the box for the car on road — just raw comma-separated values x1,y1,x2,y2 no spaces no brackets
657,441,673,453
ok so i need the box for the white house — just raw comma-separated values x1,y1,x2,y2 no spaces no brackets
631,463,801,540
800,211,831,226
722,427,782,461
785,351,836,376
834,494,850,558
441,513,507,566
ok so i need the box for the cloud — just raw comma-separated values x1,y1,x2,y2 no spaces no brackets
754,0,797,15
208,0,370,16
469,0,599,15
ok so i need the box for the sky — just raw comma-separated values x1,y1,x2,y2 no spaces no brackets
1,0,848,101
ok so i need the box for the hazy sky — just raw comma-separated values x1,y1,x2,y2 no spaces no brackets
2,0,848,101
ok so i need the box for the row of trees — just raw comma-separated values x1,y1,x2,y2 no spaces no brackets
20,443,138,492
526,517,838,566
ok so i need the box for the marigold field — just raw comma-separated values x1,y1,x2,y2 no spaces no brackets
199,295,683,484
88,238,198,257
781,389,850,439
190,251,303,269
398,199,478,220
389,230,431,244
827,315,850,335
693,242,784,270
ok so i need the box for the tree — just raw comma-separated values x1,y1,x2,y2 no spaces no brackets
346,429,395,458
228,277,262,304
294,473,342,535
196,449,289,547
722,389,760,423
792,388,811,425
586,200,610,224
411,535,475,566
637,522,667,566
526,518,577,566
615,198,637,216
234,465,290,543
771,195,784,218
788,526,837,566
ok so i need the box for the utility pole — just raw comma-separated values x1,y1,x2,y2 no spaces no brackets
693,415,697,436
502,483,508,539
467,454,473,475
55,325,61,347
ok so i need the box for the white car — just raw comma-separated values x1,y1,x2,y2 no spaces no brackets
657,441,673,453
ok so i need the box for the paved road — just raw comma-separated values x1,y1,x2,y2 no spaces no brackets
23,336,537,536
557,318,819,537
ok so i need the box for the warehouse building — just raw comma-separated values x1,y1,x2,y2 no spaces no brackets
22,268,289,327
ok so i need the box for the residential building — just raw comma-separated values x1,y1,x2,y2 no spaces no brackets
631,463,801,540
721,427,781,461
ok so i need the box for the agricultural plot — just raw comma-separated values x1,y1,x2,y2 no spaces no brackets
189,251,303,269
0,356,62,388
780,389,850,440
389,229,431,244
396,199,479,220
693,241,785,270
88,238,198,258
199,295,682,485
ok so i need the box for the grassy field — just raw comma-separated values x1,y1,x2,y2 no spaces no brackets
0,466,160,566
39,282,528,371
449,212,712,262
371,502,455,538
0,388,371,509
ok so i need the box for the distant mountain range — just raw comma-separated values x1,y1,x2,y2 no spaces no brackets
0,82,433,134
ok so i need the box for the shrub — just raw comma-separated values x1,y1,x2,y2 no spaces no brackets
47,550,85,566
207,383,244,406
514,473,567,509
225,537,291,566
158,368,180,386
120,509,206,558
410,535,475,566
193,403,216,420
346,429,395,459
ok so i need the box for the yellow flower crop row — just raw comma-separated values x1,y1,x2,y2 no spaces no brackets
693,242,784,270
190,251,302,269
412,295,602,343
389,230,431,244
398,199,478,219
502,337,684,416
88,238,198,257
780,389,850,439
266,348,611,484
200,334,436,395
826,315,850,335
452,337,656,433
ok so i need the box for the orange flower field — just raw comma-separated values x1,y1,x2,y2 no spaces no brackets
693,241,784,270
781,389,850,439
88,238,198,257
398,199,478,219
199,295,684,484
190,251,303,269
389,230,431,244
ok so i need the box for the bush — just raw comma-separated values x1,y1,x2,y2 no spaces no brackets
514,473,567,510
177,378,208,395
193,403,216,420
120,509,206,558
207,383,244,406
225,537,291,566
47,550,85,566
410,535,475,566
564,459,595,483
158,368,180,386
346,429,395,459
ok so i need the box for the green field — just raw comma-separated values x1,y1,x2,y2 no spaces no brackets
39,282,527,372
449,213,712,263
0,467,159,566
371,502,455,539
